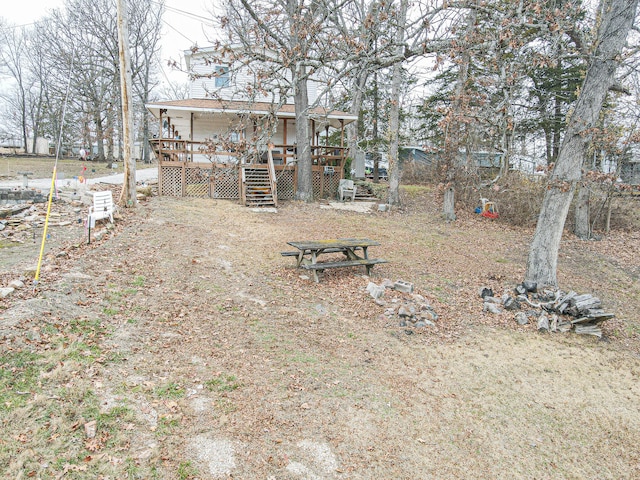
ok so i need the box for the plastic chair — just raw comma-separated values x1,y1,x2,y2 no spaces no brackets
338,179,356,202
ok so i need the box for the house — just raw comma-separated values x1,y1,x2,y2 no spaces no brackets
146,46,357,205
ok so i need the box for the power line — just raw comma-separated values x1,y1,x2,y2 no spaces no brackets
0,22,36,32
162,19,196,45
151,0,215,24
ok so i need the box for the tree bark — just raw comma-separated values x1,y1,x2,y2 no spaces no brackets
387,0,407,207
293,66,313,202
117,0,137,207
574,182,591,239
525,0,638,287
443,186,456,221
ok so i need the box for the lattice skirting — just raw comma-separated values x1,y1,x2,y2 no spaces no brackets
185,167,210,197
160,167,183,196
276,170,295,200
160,163,341,201
211,166,239,199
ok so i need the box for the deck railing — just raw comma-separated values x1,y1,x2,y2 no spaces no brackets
150,139,348,169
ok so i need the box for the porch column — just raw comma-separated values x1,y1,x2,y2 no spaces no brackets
340,119,344,147
190,112,194,161
283,118,288,145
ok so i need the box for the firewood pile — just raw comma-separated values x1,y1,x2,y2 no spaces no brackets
481,282,614,338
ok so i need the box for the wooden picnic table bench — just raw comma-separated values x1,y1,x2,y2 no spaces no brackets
284,238,387,282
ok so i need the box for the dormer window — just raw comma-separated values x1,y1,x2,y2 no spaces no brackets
215,66,230,88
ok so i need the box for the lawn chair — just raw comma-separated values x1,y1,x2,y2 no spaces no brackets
86,191,115,244
338,179,356,202
87,190,115,226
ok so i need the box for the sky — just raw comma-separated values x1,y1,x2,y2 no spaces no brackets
1,0,218,86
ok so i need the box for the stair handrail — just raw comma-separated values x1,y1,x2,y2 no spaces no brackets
240,164,247,205
267,144,278,207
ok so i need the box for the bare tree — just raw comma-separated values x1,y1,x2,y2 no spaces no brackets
387,0,408,207
525,0,639,287
0,25,31,152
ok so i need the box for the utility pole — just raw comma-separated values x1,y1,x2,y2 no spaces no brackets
117,0,137,207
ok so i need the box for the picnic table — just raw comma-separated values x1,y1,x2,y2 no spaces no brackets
283,238,387,282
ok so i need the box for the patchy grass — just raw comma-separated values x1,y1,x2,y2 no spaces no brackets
205,373,241,392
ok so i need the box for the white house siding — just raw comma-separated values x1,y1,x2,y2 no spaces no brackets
188,55,319,105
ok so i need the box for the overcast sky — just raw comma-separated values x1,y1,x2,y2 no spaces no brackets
1,0,217,85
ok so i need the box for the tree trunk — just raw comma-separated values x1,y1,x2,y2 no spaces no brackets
525,0,638,287
95,113,106,161
117,0,137,207
574,182,591,239
293,66,313,202
347,71,368,162
443,186,456,221
387,0,407,207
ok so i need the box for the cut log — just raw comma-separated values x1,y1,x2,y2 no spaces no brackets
537,314,549,332
586,310,615,322
575,296,602,311
574,324,602,338
571,316,592,325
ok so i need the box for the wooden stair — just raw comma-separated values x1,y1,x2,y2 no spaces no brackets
243,166,275,207
354,182,378,201
242,148,278,207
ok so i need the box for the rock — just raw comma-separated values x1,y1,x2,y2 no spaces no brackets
398,305,412,318
515,312,529,325
62,272,92,281
381,279,395,289
515,284,527,295
0,287,15,298
23,265,38,276
411,293,426,303
480,287,494,299
522,281,537,292
8,279,24,289
84,420,97,439
374,299,386,306
419,308,438,322
366,282,385,300
483,302,501,314
537,314,549,332
503,296,520,311
415,320,434,328
484,296,502,304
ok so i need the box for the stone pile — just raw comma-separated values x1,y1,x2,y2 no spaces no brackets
481,282,614,338
367,279,438,330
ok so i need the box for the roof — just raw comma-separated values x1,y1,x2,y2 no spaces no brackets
145,99,357,127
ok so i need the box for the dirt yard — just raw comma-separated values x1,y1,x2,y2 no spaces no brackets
1,188,639,479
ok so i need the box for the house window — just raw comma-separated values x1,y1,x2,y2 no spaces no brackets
215,66,230,88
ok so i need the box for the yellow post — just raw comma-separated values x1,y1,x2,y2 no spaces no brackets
34,167,57,284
